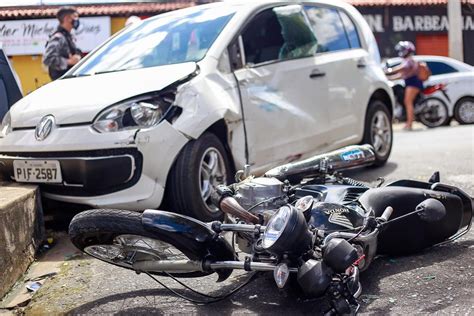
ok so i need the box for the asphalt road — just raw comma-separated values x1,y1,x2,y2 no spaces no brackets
23,123,474,315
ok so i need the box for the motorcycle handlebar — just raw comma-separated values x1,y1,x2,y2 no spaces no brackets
379,206,394,222
220,196,260,224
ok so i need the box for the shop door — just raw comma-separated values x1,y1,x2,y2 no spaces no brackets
416,34,448,56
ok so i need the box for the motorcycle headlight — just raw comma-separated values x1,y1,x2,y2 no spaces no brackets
262,205,292,249
0,111,12,138
92,96,169,133
262,205,312,256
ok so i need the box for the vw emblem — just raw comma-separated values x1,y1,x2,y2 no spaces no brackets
35,115,56,141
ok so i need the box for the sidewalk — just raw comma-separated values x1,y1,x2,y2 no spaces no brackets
0,183,43,300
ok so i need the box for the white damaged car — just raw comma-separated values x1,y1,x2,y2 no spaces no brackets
0,0,394,220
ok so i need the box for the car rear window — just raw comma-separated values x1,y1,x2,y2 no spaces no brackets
425,61,458,76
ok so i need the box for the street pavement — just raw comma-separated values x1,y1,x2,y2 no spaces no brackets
12,123,474,315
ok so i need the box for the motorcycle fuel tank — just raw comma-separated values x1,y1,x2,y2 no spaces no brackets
307,202,366,232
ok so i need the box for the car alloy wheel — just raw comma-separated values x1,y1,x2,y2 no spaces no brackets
370,110,392,158
199,147,227,214
166,132,232,221
455,98,474,124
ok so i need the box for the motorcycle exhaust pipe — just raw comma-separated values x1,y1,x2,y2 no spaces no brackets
265,144,376,183
133,260,298,273
133,260,205,273
209,261,298,273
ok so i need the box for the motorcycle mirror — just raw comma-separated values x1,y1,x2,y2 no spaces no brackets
428,171,440,183
416,198,446,222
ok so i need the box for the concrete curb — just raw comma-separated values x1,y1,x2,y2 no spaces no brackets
0,183,44,299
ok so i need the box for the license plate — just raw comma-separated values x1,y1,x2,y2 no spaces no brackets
13,160,62,183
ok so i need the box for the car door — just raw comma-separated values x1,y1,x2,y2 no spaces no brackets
304,5,372,146
232,4,332,172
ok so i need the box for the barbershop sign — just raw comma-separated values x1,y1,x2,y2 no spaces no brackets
0,16,111,56
359,5,474,34
364,14,474,33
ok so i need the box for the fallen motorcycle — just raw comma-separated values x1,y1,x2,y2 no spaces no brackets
69,145,472,315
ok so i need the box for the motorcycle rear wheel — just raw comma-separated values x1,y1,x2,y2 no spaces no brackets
418,97,449,128
69,209,212,278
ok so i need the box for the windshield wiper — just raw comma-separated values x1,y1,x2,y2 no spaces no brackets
62,73,91,79
93,69,128,75
62,69,128,78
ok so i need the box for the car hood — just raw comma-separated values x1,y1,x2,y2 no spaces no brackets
10,62,197,128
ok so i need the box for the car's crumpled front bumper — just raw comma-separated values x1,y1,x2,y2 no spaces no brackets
0,120,189,210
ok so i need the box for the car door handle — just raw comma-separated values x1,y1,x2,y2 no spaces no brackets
309,69,326,79
357,58,367,68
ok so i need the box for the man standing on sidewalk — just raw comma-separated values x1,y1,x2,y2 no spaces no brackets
43,6,82,80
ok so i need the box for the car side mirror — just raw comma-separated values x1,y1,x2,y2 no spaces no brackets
416,198,446,222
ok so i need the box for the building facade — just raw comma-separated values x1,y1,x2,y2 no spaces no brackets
348,0,474,65
0,0,472,94
0,1,195,94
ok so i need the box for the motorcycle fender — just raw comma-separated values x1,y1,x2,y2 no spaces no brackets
142,210,237,281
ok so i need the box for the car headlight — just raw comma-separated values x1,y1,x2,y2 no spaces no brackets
262,205,312,255
92,96,169,133
0,111,12,138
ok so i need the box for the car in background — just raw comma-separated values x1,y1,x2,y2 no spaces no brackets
384,55,474,125
0,48,22,121
0,0,394,221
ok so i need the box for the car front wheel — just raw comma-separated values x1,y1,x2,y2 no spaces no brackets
166,132,232,221
362,100,393,166
454,97,474,124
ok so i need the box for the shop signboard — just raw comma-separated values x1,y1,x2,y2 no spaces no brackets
356,5,474,64
0,16,111,56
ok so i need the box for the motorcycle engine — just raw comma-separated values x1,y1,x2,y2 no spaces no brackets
234,177,288,217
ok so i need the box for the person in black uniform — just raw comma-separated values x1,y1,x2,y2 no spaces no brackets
43,6,82,80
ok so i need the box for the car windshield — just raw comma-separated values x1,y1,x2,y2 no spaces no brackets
70,6,235,76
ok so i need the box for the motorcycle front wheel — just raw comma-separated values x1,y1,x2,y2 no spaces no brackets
69,209,212,278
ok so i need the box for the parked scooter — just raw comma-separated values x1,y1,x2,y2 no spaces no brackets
392,82,451,128
69,145,472,315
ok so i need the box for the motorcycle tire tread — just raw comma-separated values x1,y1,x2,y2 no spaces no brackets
69,209,156,251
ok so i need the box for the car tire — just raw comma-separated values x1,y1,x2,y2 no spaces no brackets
418,97,450,128
166,132,233,221
362,100,393,167
454,97,474,125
